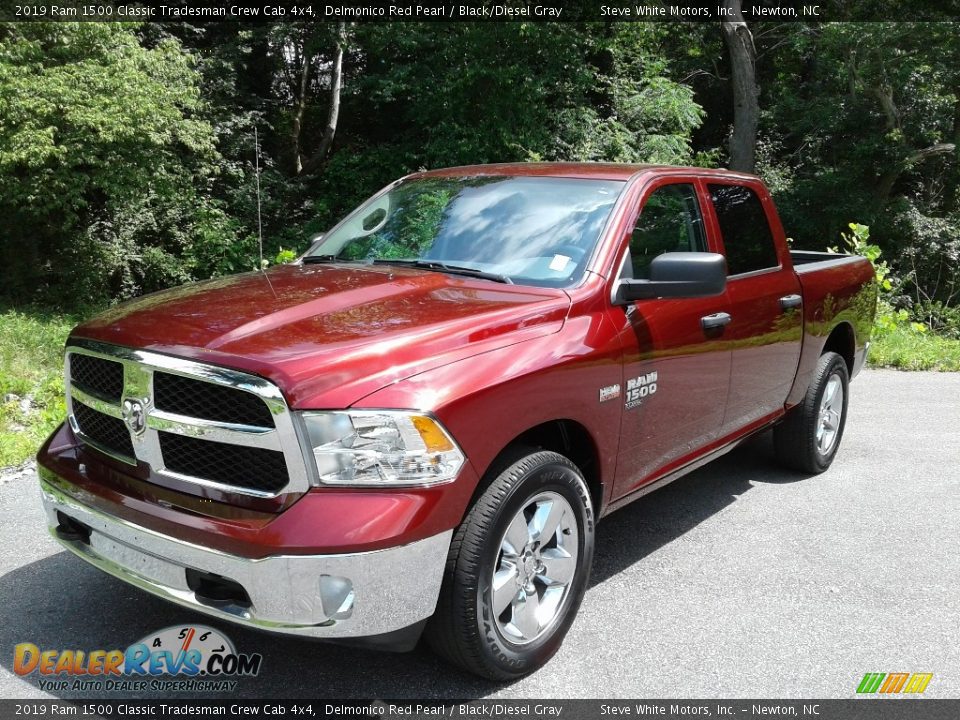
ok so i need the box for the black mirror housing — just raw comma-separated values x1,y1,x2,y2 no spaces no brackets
615,252,727,304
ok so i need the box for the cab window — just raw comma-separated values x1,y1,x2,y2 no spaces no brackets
708,184,779,276
628,184,707,279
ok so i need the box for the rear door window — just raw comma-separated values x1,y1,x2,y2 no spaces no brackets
708,184,779,276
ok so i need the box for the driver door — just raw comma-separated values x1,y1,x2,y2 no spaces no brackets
611,179,732,499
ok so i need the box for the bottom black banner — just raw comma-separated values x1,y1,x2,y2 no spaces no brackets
2,699,958,720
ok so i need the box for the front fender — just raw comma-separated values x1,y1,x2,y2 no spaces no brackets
353,312,624,518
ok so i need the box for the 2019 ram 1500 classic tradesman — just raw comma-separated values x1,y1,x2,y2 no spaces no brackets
37,163,876,679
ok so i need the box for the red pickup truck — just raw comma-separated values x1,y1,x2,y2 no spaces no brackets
37,163,875,679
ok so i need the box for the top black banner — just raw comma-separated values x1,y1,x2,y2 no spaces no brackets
4,0,960,23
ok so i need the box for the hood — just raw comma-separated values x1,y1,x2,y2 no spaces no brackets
73,263,570,408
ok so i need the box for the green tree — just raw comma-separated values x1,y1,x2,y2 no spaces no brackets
0,22,241,305
350,23,702,167
757,22,959,315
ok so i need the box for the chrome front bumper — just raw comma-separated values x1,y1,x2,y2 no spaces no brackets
39,475,451,641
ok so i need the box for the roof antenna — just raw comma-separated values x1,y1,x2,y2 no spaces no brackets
254,125,264,271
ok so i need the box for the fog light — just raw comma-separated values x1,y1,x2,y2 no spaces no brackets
319,575,354,619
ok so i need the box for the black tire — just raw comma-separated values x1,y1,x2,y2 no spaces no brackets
426,449,595,680
774,351,850,474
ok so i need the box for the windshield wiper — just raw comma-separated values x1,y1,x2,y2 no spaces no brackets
373,259,512,284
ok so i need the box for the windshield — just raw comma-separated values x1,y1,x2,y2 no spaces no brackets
307,175,625,287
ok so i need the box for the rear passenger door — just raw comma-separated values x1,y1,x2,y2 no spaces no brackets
705,181,803,435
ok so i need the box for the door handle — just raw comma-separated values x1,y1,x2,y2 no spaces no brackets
779,294,802,310
701,312,732,331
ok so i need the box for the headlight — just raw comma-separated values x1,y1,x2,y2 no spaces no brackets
300,411,466,487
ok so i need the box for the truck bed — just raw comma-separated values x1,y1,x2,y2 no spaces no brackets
784,250,876,407
790,250,864,272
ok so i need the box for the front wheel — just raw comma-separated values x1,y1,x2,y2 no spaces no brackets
774,351,850,474
426,449,595,680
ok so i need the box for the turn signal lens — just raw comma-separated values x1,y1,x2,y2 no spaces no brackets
411,414,455,453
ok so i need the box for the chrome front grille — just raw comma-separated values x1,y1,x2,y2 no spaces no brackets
70,353,124,402
65,340,309,498
159,432,289,494
73,401,135,459
153,372,276,428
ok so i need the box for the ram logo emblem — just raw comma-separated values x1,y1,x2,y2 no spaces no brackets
122,398,147,436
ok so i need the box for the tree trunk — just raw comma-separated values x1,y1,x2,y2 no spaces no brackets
300,22,346,177
875,143,956,207
847,50,858,99
291,41,311,175
954,97,960,148
721,0,758,173
871,85,900,131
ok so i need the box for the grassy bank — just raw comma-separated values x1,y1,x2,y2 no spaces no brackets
1,306,959,469
0,308,77,467
869,326,960,371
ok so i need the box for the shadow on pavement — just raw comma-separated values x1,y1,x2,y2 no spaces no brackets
0,431,807,700
591,431,803,585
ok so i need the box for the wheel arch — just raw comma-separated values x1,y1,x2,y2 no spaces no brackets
822,321,856,374
467,419,605,519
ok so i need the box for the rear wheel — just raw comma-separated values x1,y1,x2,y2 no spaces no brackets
426,449,594,680
774,351,850,473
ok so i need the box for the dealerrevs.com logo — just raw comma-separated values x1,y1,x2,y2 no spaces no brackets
14,625,262,693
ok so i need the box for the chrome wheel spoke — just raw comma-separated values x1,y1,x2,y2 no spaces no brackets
502,512,530,556
492,564,520,616
510,590,541,640
823,378,837,406
539,548,575,585
531,498,564,544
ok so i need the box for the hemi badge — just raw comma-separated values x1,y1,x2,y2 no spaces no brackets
599,384,621,402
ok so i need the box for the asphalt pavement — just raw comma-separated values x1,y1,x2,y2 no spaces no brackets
1,368,958,699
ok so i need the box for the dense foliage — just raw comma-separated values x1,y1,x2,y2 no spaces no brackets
0,23,246,303
1,20,958,335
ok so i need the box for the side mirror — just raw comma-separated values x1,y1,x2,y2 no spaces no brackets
614,252,727,304
305,232,326,254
